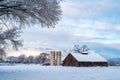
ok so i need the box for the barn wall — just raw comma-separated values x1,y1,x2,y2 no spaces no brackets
63,54,79,66
93,62,108,66
79,62,108,67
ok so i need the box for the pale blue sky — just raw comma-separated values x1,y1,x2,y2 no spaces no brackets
21,0,120,58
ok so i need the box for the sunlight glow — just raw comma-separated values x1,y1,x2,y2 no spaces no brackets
7,49,42,57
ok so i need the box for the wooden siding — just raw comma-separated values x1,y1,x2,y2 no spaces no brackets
78,62,108,67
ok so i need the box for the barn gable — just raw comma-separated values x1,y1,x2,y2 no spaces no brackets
63,54,79,66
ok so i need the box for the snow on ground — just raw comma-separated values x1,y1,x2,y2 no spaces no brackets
0,65,120,80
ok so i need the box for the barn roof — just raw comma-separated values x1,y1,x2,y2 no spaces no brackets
70,51,107,62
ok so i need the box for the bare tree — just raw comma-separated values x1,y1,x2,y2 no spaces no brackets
73,45,81,53
73,44,89,53
0,0,62,28
80,45,89,53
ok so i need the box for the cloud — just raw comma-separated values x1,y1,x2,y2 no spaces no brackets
21,19,120,49
94,22,120,32
99,41,120,50
61,2,81,18
19,0,120,58
71,34,107,41
61,0,120,19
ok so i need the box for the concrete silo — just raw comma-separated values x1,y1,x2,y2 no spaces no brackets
50,51,62,66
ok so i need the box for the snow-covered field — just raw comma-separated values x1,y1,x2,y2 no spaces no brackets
0,65,120,80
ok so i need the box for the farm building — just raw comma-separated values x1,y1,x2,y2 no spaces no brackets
50,51,62,66
63,52,108,67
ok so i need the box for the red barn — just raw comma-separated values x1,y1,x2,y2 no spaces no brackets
63,52,108,67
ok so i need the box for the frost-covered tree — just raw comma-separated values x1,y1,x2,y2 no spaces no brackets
25,56,34,63
0,28,22,50
0,48,6,61
7,56,19,63
35,53,48,64
0,23,22,58
0,0,62,56
18,54,26,63
0,0,62,28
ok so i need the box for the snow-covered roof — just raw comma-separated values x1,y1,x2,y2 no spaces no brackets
69,51,107,62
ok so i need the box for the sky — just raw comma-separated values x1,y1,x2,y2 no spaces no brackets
21,0,120,58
